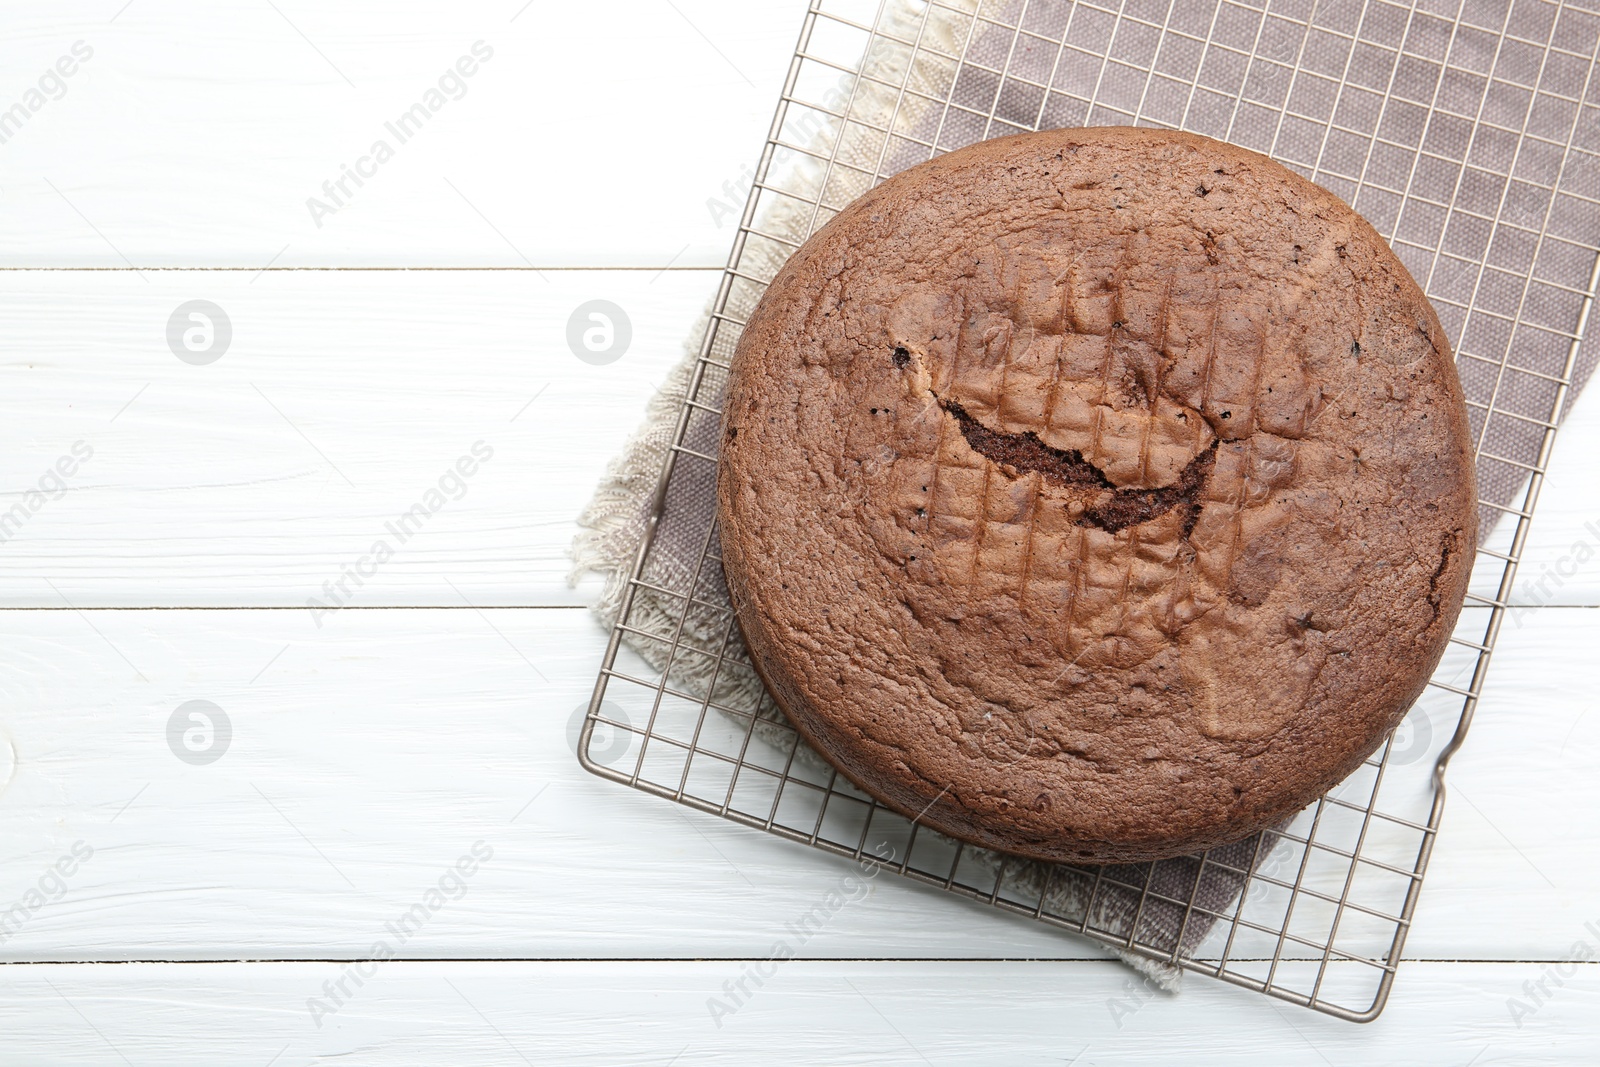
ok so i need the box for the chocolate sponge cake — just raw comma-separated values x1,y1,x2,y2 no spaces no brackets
716,127,1476,864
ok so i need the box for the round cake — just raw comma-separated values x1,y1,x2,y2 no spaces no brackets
716,127,1475,864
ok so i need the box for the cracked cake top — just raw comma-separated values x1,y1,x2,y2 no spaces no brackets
716,127,1476,864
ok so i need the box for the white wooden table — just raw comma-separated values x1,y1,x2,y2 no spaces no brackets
0,2,1596,1063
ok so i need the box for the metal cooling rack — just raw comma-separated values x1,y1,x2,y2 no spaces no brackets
582,0,1600,1021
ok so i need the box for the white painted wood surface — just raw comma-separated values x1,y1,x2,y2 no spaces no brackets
0,0,1596,1062
2,961,1596,1065
0,269,714,607
0,1,801,267
0,603,1594,968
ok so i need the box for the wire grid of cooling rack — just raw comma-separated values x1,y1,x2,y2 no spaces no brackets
582,0,1600,1021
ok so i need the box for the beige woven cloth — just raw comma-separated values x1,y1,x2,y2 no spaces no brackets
575,0,1600,987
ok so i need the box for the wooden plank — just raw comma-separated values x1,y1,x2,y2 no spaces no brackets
0,606,1107,962
0,0,803,267
0,604,1591,963
0,960,1595,1063
6,267,1597,609
0,268,709,607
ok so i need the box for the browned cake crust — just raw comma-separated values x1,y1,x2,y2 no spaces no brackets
716,127,1476,864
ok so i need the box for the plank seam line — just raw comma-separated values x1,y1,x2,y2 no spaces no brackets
0,604,1593,611
0,266,723,273
0,605,594,611
0,957,1591,967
